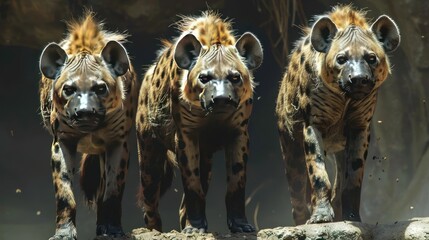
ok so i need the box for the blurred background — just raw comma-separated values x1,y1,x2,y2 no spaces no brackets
0,0,428,239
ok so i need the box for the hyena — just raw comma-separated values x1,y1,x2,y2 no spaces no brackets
136,11,263,233
39,12,138,238
276,5,400,224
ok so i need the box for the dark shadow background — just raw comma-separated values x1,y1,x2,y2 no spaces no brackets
1,0,428,239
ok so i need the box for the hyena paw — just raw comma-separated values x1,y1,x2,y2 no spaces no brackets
228,217,256,233
182,218,208,234
49,222,77,240
96,224,125,237
306,202,335,224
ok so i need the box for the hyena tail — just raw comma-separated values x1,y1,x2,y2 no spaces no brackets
160,150,177,197
80,154,104,207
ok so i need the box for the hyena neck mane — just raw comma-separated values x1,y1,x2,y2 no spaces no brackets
325,5,369,30
175,11,236,47
62,11,128,55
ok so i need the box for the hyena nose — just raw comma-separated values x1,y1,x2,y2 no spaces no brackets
349,74,370,88
74,108,97,119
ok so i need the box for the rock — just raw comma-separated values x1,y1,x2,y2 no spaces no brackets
257,218,429,240
83,218,429,239
129,228,256,240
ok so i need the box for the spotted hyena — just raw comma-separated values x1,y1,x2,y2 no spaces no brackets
276,5,400,224
39,12,138,239
136,11,263,233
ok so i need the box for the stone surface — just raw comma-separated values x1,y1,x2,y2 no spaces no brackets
97,218,429,240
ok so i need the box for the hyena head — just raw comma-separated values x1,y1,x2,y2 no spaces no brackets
311,10,400,100
40,41,130,132
174,32,263,112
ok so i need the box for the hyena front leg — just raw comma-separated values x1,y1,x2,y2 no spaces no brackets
137,131,167,231
177,130,207,234
225,128,255,233
332,151,345,222
342,127,370,221
279,129,311,225
303,124,334,224
49,139,77,240
96,141,129,237
180,149,213,230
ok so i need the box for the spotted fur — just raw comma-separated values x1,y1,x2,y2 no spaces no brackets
276,5,400,224
39,12,138,239
136,11,263,233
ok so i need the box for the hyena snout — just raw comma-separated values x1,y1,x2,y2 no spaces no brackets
341,63,375,99
68,93,105,131
200,79,239,111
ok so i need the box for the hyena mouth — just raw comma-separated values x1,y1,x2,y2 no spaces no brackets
69,113,105,132
199,80,239,112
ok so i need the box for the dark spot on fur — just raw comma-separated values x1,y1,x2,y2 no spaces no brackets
54,144,60,153
193,168,199,176
312,176,327,190
305,62,312,74
57,197,69,212
243,153,248,163
309,165,314,175
292,62,299,71
315,154,323,163
185,169,192,177
352,158,364,171
180,154,188,166
240,118,249,127
300,54,305,65
52,160,61,173
232,163,244,175
304,142,316,155
178,139,186,150
60,173,70,182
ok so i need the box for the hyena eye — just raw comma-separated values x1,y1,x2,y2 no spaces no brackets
227,73,242,84
92,84,108,96
365,54,377,65
198,74,213,84
62,85,76,97
336,55,348,65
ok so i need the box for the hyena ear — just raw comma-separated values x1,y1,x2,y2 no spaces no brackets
174,33,202,70
371,15,400,52
39,43,67,79
310,16,338,53
236,32,263,70
101,40,130,76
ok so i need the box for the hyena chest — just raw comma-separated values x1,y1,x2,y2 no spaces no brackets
309,86,350,153
71,109,127,154
176,101,249,150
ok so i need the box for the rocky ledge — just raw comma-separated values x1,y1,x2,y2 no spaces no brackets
95,217,429,240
